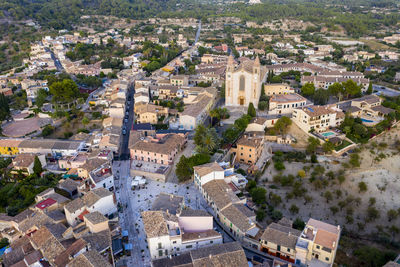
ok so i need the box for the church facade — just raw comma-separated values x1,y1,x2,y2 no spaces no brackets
225,56,267,108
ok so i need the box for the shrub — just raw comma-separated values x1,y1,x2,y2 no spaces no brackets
274,161,285,171
256,209,266,222
289,204,299,214
358,181,368,193
293,218,305,230
297,169,306,178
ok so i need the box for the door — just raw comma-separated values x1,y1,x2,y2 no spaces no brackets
239,97,244,106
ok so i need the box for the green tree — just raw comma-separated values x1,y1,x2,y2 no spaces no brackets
306,137,320,154
293,218,305,230
273,116,292,135
33,156,43,176
35,88,48,108
313,88,329,105
82,116,90,125
247,102,256,118
49,79,80,103
366,82,373,95
175,155,192,182
328,82,344,100
322,141,334,153
256,209,266,221
194,125,207,146
269,193,282,206
0,93,10,121
342,79,361,98
301,82,315,97
250,187,266,205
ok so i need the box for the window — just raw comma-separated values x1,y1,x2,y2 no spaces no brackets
186,245,192,248
158,250,163,257
158,243,162,249
277,245,281,251
325,257,329,261
239,75,245,91
210,241,213,244
316,245,320,249
173,241,176,244
287,248,290,252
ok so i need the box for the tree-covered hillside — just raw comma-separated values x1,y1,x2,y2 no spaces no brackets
0,0,399,36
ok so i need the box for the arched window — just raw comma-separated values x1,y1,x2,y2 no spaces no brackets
239,75,245,91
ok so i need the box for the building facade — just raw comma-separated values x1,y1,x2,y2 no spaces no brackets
225,56,267,108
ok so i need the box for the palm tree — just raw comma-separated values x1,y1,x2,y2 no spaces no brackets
209,108,219,126
219,108,229,120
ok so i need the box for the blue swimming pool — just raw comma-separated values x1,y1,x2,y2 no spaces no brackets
321,132,335,137
361,118,375,123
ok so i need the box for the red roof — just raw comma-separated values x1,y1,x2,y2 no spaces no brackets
35,198,56,210
78,209,90,220
228,182,239,192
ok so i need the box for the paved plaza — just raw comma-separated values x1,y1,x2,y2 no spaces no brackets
113,160,208,267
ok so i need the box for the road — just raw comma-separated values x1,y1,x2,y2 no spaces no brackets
112,21,204,266
372,84,400,97
113,160,149,267
194,20,201,45
118,84,135,160
81,87,105,111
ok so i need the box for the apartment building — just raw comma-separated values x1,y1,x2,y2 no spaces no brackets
231,133,264,165
142,208,222,260
193,162,259,243
292,105,345,133
135,103,169,124
179,89,216,130
130,133,187,165
301,76,369,91
295,219,341,267
260,219,301,263
338,94,393,123
170,75,189,86
264,83,295,96
151,242,248,267
18,139,84,157
269,93,308,115
64,188,117,226
10,153,46,176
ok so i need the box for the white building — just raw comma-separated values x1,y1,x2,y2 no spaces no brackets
292,105,345,133
269,93,308,115
64,188,117,226
142,209,222,260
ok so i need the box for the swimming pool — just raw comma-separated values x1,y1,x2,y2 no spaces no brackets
361,118,375,123
321,131,335,137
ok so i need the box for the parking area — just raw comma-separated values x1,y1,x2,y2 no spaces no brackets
117,178,208,264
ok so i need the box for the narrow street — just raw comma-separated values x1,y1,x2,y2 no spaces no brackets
112,21,203,267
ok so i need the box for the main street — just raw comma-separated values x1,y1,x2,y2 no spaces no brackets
113,22,203,267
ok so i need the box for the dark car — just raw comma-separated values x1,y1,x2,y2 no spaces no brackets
136,163,142,167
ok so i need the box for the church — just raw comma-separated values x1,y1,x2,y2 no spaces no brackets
225,55,267,108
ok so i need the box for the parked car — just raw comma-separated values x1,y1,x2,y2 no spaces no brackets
136,163,142,167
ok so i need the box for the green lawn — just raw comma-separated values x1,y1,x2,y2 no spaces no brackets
335,140,352,151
